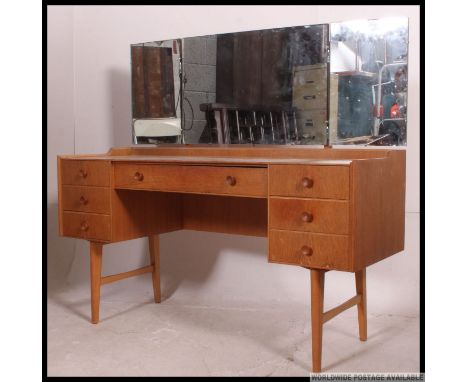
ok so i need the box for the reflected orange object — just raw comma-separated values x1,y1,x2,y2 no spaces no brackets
390,104,400,118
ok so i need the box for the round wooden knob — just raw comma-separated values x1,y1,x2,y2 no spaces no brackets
301,212,313,223
134,172,144,181
226,176,236,186
80,222,89,231
302,177,313,188
79,169,88,178
301,245,313,256
79,196,88,205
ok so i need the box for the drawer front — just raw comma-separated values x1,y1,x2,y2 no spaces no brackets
61,160,110,187
295,110,327,143
62,212,111,241
293,84,327,110
114,163,268,197
62,186,110,214
269,198,349,234
269,229,350,270
269,165,349,200
293,69,327,92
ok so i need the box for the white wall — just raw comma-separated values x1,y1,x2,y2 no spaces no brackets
47,6,76,284
48,5,420,315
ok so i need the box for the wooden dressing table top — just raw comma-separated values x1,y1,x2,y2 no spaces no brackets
58,154,355,166
59,144,398,164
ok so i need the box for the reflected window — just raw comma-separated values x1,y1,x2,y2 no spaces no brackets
330,17,409,146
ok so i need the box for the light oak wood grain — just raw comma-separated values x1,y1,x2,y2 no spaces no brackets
61,155,352,166
62,211,111,242
104,145,393,160
323,294,361,324
61,159,111,187
101,265,154,285
269,229,350,271
90,242,102,324
269,165,350,199
307,268,368,372
57,158,64,235
350,151,405,270
355,269,367,341
148,235,161,303
110,190,183,242
183,194,267,237
269,197,349,234
114,163,268,198
62,185,110,214
311,269,325,373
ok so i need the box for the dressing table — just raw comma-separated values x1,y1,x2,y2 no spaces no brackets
57,144,405,373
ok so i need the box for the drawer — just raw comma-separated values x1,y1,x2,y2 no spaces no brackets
295,109,327,143
61,212,111,241
296,109,327,128
293,68,327,91
61,160,110,187
293,85,327,110
62,186,110,214
269,165,349,199
114,163,268,198
269,229,350,270
269,197,349,234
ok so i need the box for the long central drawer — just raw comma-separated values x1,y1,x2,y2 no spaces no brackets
114,163,268,198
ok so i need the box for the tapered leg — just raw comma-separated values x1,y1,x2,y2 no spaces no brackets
148,235,161,303
355,268,367,341
311,269,325,373
90,242,103,324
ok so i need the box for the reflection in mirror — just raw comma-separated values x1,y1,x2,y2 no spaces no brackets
329,17,409,146
131,24,329,145
131,40,182,144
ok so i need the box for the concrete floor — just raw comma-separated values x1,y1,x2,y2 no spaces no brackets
47,277,419,376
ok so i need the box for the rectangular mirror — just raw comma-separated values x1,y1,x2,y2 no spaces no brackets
329,17,409,146
130,17,409,146
131,24,330,145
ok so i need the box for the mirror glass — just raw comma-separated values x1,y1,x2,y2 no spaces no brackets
131,24,329,145
131,40,182,143
329,17,409,145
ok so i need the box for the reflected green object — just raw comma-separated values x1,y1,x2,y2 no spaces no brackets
337,75,373,138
